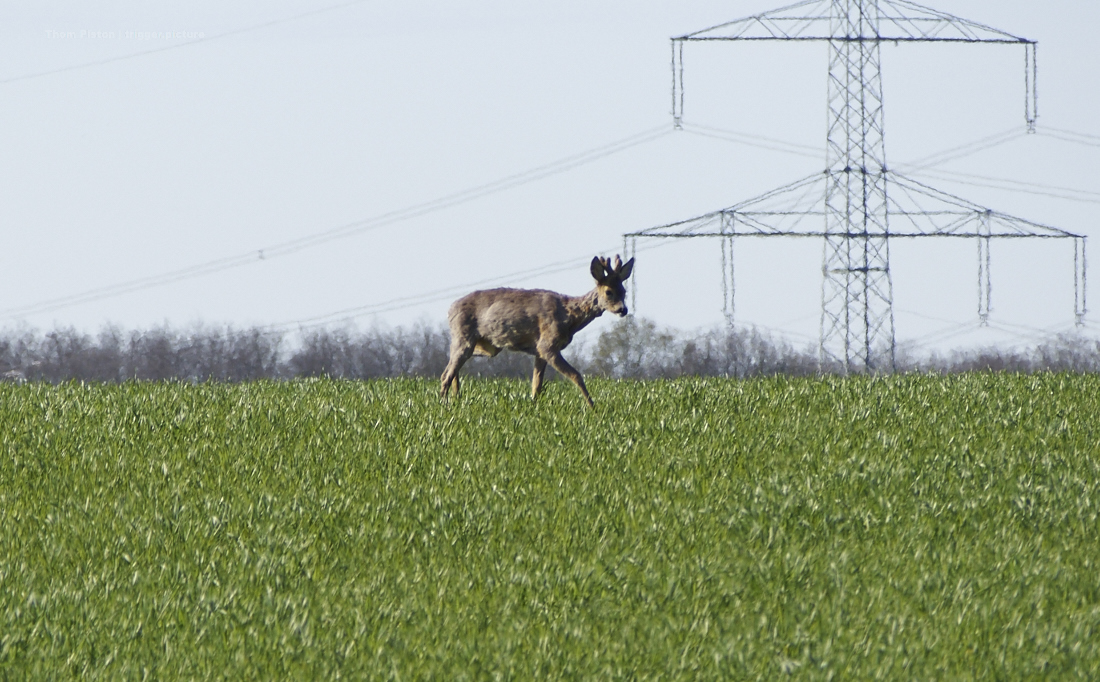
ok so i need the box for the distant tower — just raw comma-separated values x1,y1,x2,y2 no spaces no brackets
821,1,893,372
627,0,1084,372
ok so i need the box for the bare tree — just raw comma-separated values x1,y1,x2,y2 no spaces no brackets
2,319,1099,384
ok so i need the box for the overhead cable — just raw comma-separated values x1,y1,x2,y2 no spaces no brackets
677,121,823,159
263,238,678,333
1036,128,1100,150
908,168,1100,205
0,0,371,85
1,124,672,320
893,126,1027,173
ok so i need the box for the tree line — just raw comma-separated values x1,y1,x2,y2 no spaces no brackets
2,318,1099,383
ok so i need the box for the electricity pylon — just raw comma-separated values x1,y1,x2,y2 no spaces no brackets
626,0,1085,373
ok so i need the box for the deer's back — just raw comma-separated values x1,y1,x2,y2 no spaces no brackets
449,288,568,350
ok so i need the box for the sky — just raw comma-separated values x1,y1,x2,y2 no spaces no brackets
1,0,1097,356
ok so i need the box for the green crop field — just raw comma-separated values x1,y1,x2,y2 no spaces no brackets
2,374,1099,679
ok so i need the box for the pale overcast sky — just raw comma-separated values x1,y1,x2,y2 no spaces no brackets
1,1,1097,354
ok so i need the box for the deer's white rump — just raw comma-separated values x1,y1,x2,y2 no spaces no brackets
440,255,634,407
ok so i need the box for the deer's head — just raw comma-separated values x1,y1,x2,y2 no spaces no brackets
590,255,635,317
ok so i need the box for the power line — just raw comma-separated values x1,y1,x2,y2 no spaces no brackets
1036,128,1100,150
984,321,1064,345
680,120,1029,174
267,254,609,333
908,168,1100,205
896,307,971,327
0,0,372,85
896,311,1082,351
893,126,1027,173
1044,126,1100,142
990,317,1081,339
677,121,823,159
902,321,986,349
265,237,825,343
894,307,988,348
1,124,672,321
264,238,677,333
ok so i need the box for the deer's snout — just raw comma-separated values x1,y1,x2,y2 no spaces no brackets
616,305,629,317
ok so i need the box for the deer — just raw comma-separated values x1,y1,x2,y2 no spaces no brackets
440,255,635,408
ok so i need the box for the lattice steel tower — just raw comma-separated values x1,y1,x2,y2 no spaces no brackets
626,0,1084,373
822,1,892,372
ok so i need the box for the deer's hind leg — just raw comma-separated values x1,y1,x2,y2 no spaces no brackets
441,341,475,399
531,357,547,400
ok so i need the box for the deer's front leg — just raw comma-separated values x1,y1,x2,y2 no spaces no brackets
544,351,593,408
440,344,474,399
531,357,547,400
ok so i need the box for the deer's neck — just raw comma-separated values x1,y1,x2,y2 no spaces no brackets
563,289,604,334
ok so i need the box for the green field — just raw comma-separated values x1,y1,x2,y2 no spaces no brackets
2,375,1099,679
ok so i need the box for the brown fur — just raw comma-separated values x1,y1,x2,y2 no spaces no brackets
440,255,634,407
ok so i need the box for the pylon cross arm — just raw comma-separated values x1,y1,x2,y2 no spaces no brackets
675,0,1033,43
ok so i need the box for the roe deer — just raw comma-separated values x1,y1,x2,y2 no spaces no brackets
440,255,635,407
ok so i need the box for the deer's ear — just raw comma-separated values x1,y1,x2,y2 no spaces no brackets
590,256,608,283
618,257,635,280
